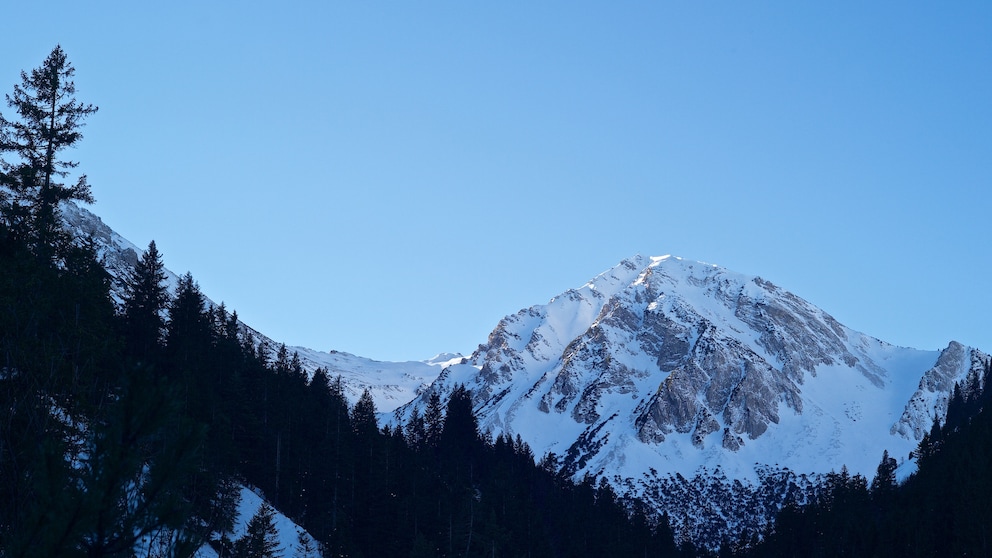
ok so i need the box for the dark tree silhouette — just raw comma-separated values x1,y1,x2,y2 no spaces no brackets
0,45,97,260
121,240,169,362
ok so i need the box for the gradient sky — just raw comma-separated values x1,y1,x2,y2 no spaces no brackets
3,3,990,362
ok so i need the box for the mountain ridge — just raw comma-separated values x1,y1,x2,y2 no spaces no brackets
64,202,989,547
65,200,986,477
61,201,454,413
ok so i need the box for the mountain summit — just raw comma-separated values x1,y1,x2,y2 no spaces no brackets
395,254,987,542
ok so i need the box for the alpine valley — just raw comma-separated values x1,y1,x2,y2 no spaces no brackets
66,201,990,549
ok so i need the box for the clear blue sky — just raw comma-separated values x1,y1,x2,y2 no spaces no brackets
3,3,990,361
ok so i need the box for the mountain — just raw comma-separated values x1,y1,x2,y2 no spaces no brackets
391,254,989,545
65,203,988,548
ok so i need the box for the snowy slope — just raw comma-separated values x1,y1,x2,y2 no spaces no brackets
193,486,319,558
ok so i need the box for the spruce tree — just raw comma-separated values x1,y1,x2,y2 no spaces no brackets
423,390,444,449
351,388,378,438
0,45,97,260
439,384,480,458
166,272,212,374
870,449,897,495
294,529,321,558
275,343,290,375
234,502,281,558
290,351,304,382
121,240,169,362
405,406,426,448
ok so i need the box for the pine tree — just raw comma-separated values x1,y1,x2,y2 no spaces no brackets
256,338,271,367
234,502,282,558
166,272,212,374
513,433,533,461
275,343,290,375
870,449,897,495
405,406,426,448
294,529,321,558
423,390,444,449
918,417,943,464
121,240,169,362
351,388,378,438
290,351,304,382
439,384,479,457
946,382,967,431
0,45,97,260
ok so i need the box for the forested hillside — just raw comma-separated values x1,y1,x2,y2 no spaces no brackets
0,47,681,557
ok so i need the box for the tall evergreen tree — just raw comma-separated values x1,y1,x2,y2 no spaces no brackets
423,390,444,449
439,384,480,460
166,272,212,376
0,45,97,259
234,502,281,558
405,406,426,449
870,449,897,495
294,530,321,558
121,240,169,362
274,343,290,375
351,389,378,438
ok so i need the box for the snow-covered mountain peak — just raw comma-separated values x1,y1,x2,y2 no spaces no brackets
400,253,986,484
391,253,988,544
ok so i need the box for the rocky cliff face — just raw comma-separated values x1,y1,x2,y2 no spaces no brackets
892,340,988,439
